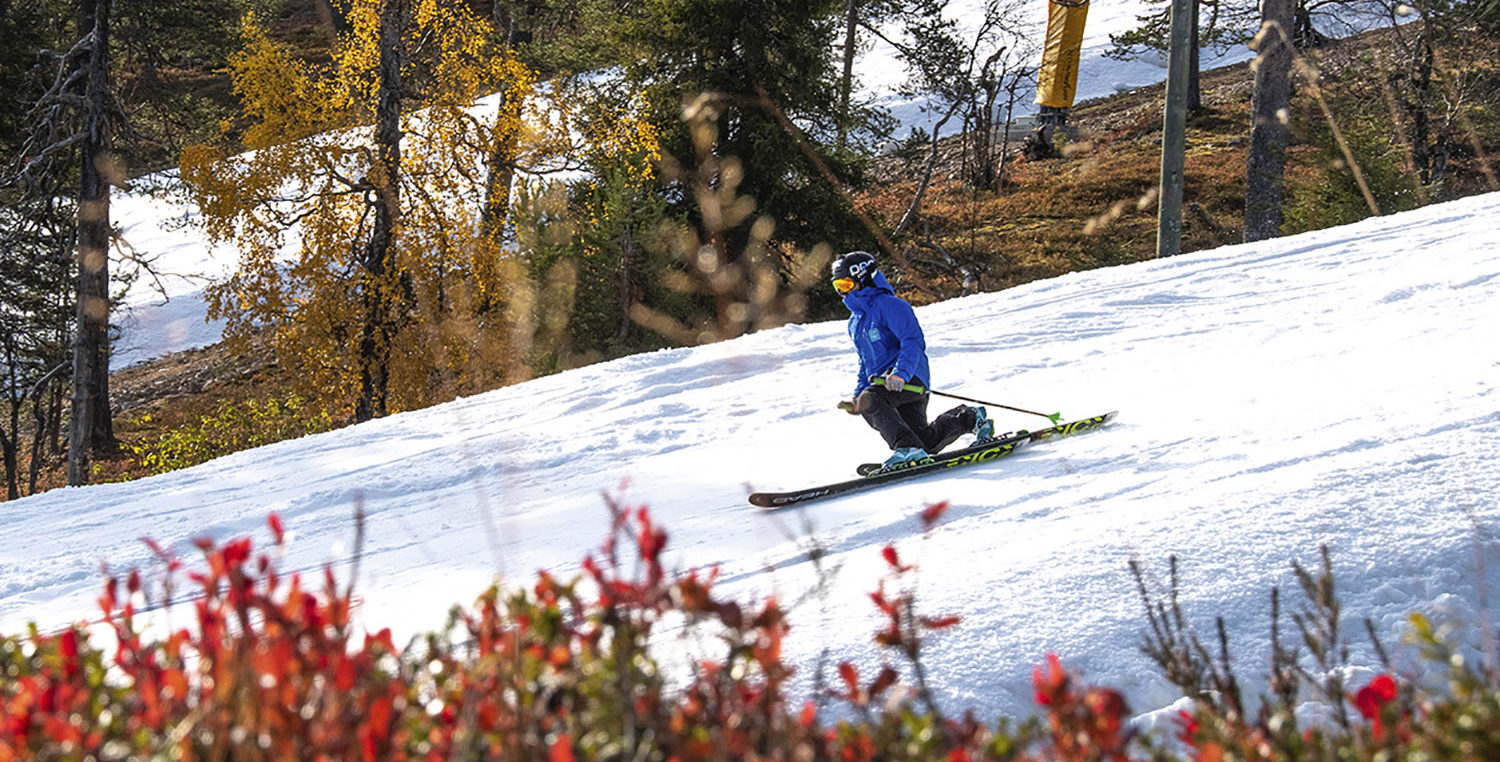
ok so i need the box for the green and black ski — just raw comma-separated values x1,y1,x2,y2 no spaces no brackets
748,411,1117,509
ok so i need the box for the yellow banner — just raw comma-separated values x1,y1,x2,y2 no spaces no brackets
1035,0,1090,108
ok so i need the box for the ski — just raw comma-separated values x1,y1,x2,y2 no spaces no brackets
748,411,1117,509
855,411,1118,476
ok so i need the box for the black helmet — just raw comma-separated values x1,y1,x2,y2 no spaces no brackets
831,250,878,292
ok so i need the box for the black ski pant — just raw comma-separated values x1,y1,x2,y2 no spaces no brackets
860,384,977,453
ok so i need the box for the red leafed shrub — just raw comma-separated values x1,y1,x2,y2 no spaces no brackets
4,507,1500,761
1032,653,1134,761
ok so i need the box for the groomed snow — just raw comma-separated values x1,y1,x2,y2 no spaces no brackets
6,190,1498,726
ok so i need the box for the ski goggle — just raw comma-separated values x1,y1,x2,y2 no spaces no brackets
832,277,857,294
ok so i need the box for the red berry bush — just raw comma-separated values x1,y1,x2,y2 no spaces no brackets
2,502,1498,761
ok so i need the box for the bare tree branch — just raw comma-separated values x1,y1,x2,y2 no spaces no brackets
891,99,961,239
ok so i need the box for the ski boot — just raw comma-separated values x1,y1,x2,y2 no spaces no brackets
877,447,933,473
972,406,995,442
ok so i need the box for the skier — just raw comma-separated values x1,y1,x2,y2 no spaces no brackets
831,251,994,470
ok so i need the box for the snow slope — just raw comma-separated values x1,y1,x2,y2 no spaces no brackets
7,190,1499,726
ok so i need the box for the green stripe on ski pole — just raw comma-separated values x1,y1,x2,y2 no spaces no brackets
871,377,1064,426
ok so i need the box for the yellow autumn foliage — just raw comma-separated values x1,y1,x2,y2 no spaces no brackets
180,0,556,420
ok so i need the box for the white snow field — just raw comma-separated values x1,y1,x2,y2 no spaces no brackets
4,189,1498,728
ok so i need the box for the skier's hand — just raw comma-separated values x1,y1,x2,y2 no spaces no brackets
838,389,876,414
883,373,907,393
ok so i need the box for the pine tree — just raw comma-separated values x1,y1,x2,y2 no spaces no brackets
611,0,873,266
5,0,268,485
6,0,127,484
0,197,74,499
1107,0,1235,112
562,94,673,359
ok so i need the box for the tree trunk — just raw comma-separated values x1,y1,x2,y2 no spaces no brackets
1401,17,1436,186
2,441,15,501
837,0,858,148
892,99,962,239
480,86,520,244
355,0,405,423
1188,0,1201,112
1157,0,1193,259
28,413,45,495
47,336,66,455
33,377,65,494
968,48,1006,190
616,221,635,344
2,366,17,500
1290,1,1329,48
67,0,116,485
312,0,341,44
995,68,1027,189
480,3,523,246
1244,0,1293,242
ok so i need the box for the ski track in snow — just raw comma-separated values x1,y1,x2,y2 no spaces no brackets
5,191,1498,726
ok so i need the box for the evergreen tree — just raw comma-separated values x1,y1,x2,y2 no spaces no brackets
1107,0,1231,112
610,0,876,298
875,0,1035,193
4,0,270,485
5,0,127,485
835,0,909,148
112,0,281,169
0,198,74,499
0,3,75,491
562,95,674,360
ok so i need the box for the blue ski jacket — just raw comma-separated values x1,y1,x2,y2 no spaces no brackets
843,271,931,397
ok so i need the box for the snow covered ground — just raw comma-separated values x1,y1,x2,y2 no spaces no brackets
7,189,1499,726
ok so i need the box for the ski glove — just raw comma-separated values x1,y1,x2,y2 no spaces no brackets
838,388,878,415
883,373,908,393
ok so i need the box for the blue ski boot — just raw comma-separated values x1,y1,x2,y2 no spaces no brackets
879,447,932,473
972,406,995,442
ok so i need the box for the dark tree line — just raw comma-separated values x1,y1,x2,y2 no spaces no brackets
0,194,74,500
1,0,85,496
2,0,263,491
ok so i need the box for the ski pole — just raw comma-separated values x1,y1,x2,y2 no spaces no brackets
871,377,1063,426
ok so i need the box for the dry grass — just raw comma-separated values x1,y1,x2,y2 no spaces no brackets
862,94,1255,303
863,23,1498,306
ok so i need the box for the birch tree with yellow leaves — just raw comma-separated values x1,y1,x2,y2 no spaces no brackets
181,0,541,422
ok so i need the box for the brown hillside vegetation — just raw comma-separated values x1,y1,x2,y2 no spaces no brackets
867,23,1499,305
13,19,1500,496
861,60,1257,302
